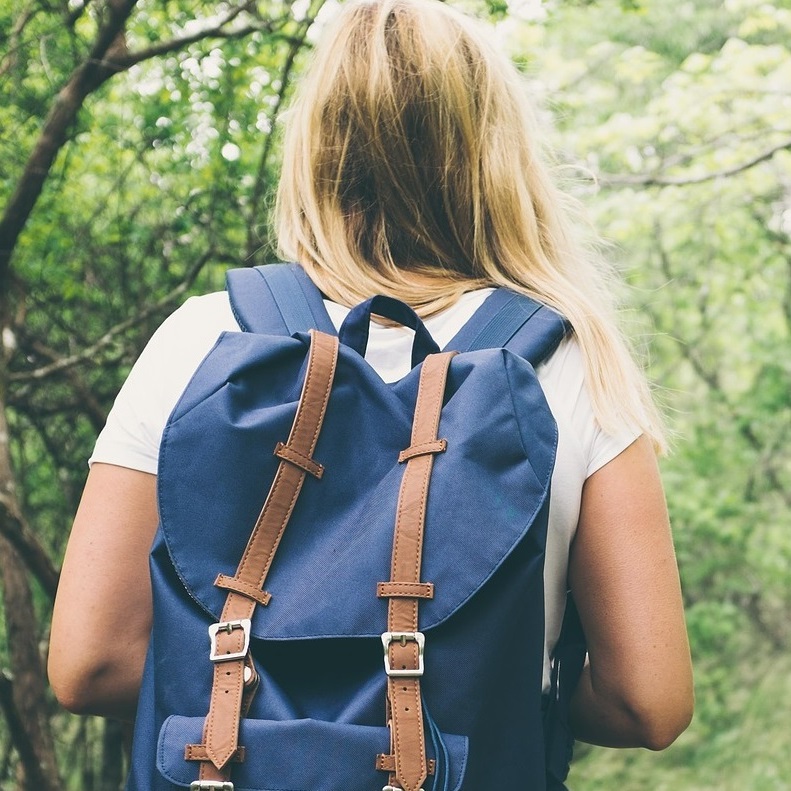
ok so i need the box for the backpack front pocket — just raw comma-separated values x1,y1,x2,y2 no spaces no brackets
157,715,468,791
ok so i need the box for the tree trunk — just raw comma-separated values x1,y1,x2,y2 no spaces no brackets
0,382,61,790
0,539,61,791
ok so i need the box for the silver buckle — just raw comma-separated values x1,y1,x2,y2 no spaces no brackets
381,631,425,677
208,618,251,662
190,782,234,790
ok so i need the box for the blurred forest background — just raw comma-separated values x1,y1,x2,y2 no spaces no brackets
0,0,789,788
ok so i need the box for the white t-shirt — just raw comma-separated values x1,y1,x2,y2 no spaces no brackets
90,288,638,688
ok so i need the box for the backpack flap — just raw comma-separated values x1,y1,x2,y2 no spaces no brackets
157,334,557,640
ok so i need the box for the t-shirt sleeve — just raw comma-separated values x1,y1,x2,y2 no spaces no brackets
537,336,641,479
89,292,237,473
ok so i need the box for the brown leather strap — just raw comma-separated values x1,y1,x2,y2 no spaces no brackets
197,331,339,777
380,351,455,791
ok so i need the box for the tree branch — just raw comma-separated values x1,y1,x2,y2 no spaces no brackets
245,0,328,260
599,137,791,188
115,0,266,69
0,0,139,289
66,0,95,28
0,496,59,602
0,374,60,601
9,251,212,384
0,2,41,81
0,538,60,791
0,672,44,786
651,225,791,509
15,337,108,431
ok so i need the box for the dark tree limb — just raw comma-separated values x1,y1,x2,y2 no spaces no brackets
9,250,212,384
66,0,95,28
245,0,328,261
0,498,59,602
0,0,139,287
113,0,265,69
0,2,41,80
0,399,60,604
599,137,791,188
0,530,60,791
0,671,44,787
651,224,791,509
0,0,278,290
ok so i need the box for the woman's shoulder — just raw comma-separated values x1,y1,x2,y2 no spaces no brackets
158,290,238,333
89,292,239,472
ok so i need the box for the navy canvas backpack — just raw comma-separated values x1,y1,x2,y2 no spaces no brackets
126,263,586,791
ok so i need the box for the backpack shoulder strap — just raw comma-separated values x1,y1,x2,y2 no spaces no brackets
226,263,337,336
445,288,570,365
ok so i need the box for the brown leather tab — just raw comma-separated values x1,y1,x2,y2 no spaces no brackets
376,754,435,774
274,441,324,478
185,744,246,763
214,574,272,607
377,581,435,599
397,439,447,463
198,331,339,777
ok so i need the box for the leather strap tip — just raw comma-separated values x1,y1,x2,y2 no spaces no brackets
205,746,237,772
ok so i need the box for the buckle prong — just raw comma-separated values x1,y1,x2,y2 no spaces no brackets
381,631,425,677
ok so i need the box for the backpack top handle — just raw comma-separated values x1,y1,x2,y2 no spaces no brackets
339,295,441,368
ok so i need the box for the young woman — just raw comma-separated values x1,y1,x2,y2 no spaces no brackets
49,0,693,784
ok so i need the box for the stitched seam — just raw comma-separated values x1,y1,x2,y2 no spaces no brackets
378,582,433,597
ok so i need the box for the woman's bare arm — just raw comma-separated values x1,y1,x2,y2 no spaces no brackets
568,435,694,750
48,463,158,721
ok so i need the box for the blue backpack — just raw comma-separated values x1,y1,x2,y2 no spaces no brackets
127,263,586,791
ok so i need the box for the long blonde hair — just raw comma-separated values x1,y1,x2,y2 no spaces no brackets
276,0,666,449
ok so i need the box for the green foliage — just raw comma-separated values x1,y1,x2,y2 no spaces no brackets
504,0,791,785
1,0,790,787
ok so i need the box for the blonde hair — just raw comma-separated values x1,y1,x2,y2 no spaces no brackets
276,0,666,450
